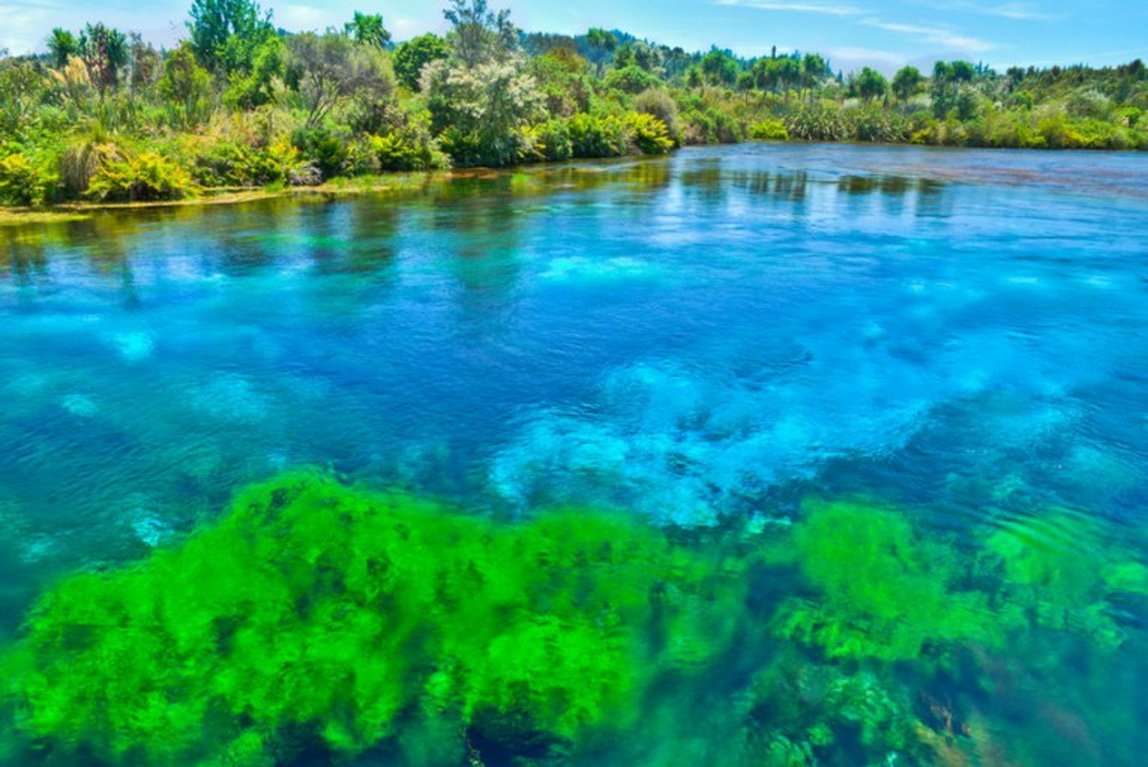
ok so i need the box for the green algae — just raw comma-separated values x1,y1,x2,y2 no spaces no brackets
3,477,1143,766
768,497,1005,663
1,471,746,764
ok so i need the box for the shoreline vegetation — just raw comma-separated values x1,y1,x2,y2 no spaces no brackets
1,1,1146,214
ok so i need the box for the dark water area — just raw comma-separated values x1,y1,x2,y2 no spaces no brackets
2,144,1148,765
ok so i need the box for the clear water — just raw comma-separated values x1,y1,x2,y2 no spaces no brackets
2,144,1148,765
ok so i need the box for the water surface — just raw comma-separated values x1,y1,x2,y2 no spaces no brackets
2,144,1148,765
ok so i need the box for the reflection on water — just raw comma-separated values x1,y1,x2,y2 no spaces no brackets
2,144,1148,765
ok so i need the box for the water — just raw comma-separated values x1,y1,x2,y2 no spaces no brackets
2,144,1147,765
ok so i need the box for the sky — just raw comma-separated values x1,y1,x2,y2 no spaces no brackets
1,0,1145,74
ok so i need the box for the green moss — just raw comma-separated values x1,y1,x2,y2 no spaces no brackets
1,471,741,763
770,498,1004,662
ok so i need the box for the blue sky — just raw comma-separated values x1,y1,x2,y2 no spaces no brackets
1,1,1145,74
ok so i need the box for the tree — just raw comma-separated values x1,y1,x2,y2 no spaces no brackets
855,66,888,102
157,42,213,128
801,53,828,97
78,23,129,94
129,33,162,93
700,47,738,87
287,32,395,128
47,28,78,69
891,65,922,101
344,11,390,48
443,0,516,68
393,33,450,91
586,27,616,79
426,1,542,165
187,0,275,75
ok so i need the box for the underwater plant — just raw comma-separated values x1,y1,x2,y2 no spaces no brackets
768,497,1006,663
1,471,747,764
981,510,1148,648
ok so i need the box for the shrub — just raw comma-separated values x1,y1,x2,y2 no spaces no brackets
0,152,58,207
682,107,743,144
631,88,680,143
604,65,660,95
784,105,848,141
291,127,351,180
192,140,300,187
86,152,195,202
567,113,628,158
624,112,673,155
749,119,789,141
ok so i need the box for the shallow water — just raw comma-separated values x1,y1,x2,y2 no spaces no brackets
2,144,1148,765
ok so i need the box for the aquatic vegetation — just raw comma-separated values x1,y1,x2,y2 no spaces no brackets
770,498,1003,662
741,650,935,767
981,511,1146,647
1,471,744,764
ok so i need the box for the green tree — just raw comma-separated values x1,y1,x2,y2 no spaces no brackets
393,33,450,91
801,53,828,98
46,28,78,69
187,0,275,76
78,23,129,93
287,32,395,128
700,47,738,87
586,27,617,78
344,11,390,48
157,42,213,128
129,33,162,94
891,65,922,101
443,0,515,68
855,66,888,102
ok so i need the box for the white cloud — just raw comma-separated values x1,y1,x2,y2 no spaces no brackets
985,3,1052,21
862,18,996,52
278,4,331,32
715,0,864,16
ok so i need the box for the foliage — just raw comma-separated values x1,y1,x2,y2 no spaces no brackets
749,118,789,141
567,113,628,157
624,112,674,154
187,0,276,76
425,55,544,166
393,33,451,91
86,151,196,202
157,42,213,129
0,152,57,206
605,64,660,95
1,471,743,763
344,12,390,49
286,32,395,128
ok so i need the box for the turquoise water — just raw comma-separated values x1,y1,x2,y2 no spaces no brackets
2,144,1148,765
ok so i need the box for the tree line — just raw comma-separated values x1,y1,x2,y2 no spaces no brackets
1,0,1145,207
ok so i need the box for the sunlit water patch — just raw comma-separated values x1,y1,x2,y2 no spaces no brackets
2,145,1148,765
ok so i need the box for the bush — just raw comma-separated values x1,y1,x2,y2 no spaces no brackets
682,107,743,145
604,65,661,95
784,105,848,142
192,139,300,187
291,127,351,180
0,152,58,207
86,152,195,202
519,119,573,163
632,88,680,143
749,119,789,141
567,113,628,158
624,112,673,155
368,126,449,171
